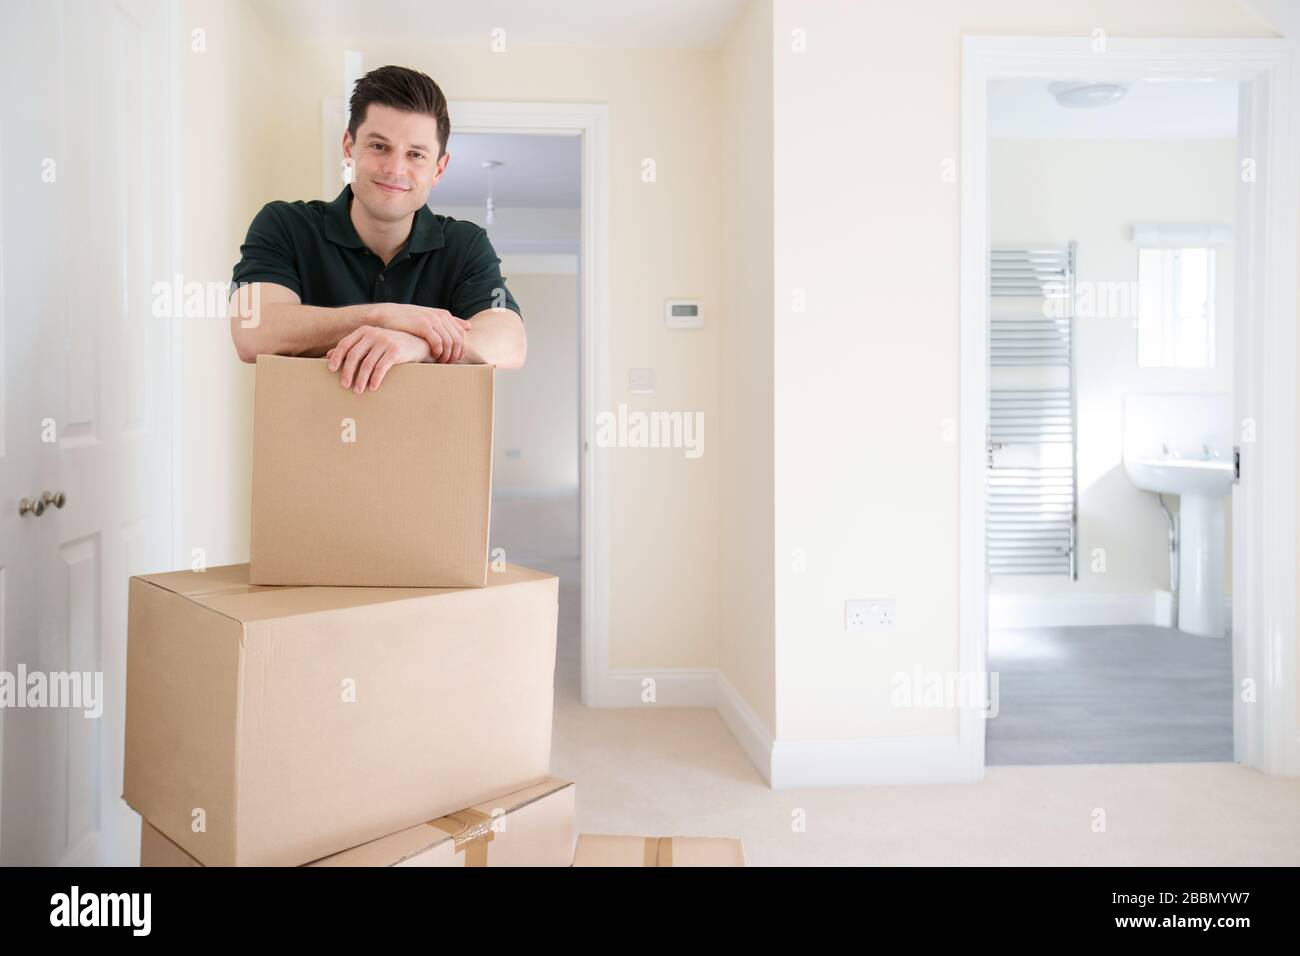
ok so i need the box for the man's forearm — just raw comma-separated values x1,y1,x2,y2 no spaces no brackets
461,309,526,369
233,301,384,362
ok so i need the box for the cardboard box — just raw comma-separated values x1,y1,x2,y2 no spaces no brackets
123,562,557,867
141,778,577,867
250,354,494,588
572,834,747,867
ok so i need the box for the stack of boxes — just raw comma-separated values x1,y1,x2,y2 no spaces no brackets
124,354,744,867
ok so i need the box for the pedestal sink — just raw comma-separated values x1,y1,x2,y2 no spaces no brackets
1123,456,1234,638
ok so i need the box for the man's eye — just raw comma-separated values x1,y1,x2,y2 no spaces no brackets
370,143,386,151
410,153,426,161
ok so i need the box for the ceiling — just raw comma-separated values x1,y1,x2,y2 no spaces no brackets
432,132,581,208
259,0,748,48
989,78,1239,140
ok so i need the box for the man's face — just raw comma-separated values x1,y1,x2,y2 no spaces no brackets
343,103,449,222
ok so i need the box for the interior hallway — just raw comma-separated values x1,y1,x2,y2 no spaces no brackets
498,497,1300,866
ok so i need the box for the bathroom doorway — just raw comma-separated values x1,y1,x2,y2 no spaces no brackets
959,37,1298,777
984,76,1238,764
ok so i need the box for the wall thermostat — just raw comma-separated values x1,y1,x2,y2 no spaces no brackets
665,298,703,329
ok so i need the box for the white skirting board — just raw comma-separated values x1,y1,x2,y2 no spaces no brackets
988,591,1233,630
594,668,977,788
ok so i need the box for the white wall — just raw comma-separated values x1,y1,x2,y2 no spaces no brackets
768,0,1274,747
989,138,1236,599
720,0,777,737
176,0,282,569
491,266,580,495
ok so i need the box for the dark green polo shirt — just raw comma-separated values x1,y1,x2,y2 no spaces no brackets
230,185,521,320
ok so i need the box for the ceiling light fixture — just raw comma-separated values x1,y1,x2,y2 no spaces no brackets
1048,81,1130,108
481,160,503,225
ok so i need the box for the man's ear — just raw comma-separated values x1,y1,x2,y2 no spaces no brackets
431,150,450,185
341,129,354,160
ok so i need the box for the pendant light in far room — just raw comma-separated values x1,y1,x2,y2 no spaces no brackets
482,160,503,226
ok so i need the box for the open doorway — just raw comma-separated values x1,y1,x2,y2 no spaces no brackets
437,131,584,705
956,39,1300,785
322,93,611,708
983,77,1238,764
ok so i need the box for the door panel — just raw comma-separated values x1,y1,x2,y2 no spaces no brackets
0,0,67,867
1,0,173,866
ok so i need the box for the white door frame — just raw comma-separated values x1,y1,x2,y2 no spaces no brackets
960,37,1299,779
449,100,610,708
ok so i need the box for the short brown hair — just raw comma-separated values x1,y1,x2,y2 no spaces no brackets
347,65,450,157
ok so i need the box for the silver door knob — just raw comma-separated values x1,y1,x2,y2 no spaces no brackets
41,490,66,509
19,497,45,517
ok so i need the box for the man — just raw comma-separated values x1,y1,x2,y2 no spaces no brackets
229,65,525,392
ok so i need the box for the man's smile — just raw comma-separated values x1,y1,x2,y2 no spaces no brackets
374,180,410,194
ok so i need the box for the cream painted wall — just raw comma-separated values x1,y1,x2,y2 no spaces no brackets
989,138,1236,598
491,269,580,494
769,0,1275,743
241,38,727,670
720,0,777,735
175,0,281,569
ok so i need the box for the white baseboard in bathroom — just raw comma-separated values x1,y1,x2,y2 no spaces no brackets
1155,590,1176,628
989,592,1156,628
1153,591,1234,634
990,591,1236,630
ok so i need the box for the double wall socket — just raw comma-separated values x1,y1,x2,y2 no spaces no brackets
845,599,896,632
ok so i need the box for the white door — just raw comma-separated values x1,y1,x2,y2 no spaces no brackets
0,0,174,866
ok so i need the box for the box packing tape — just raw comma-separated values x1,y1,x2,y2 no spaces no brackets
428,808,497,866
644,836,674,867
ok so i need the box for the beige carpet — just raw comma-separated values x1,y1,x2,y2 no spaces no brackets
496,495,1300,867
553,703,1300,866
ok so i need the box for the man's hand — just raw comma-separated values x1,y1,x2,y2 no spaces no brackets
375,302,474,364
327,326,432,393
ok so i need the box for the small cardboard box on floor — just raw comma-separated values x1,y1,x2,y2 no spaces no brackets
250,354,495,588
572,834,746,867
141,778,576,867
123,562,558,867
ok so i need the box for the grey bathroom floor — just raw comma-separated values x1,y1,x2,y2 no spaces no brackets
986,624,1234,765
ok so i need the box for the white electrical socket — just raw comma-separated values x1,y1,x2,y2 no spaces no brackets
845,599,896,632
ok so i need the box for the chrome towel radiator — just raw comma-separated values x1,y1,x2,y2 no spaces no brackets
987,244,1078,578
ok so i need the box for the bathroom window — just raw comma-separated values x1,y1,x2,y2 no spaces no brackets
1136,247,1216,369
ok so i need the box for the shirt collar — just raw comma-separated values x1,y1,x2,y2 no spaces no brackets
323,184,445,255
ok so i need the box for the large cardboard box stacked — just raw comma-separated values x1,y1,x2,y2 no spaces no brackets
124,355,746,867
140,778,576,868
123,356,571,866
248,356,495,588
